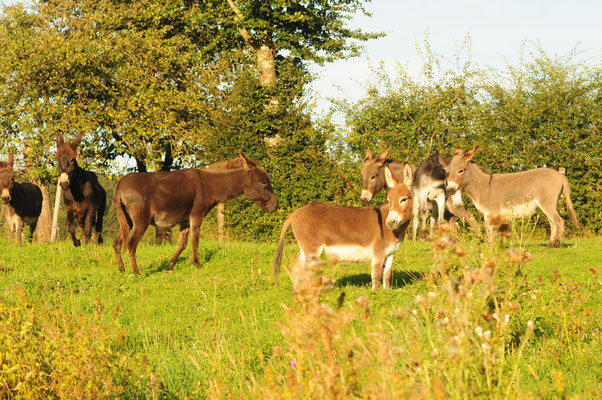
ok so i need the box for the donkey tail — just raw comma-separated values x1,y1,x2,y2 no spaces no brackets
274,214,294,285
561,174,580,228
113,189,132,249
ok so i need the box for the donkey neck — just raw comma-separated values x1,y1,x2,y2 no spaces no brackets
201,168,247,205
378,203,409,240
464,163,492,205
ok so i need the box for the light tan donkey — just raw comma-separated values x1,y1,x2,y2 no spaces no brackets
274,163,414,290
438,146,579,247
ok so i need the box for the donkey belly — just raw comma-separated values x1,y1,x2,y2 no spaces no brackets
502,200,538,218
323,245,374,263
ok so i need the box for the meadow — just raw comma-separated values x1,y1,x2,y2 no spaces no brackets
0,224,600,399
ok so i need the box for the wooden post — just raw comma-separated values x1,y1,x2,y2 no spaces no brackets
217,202,225,242
50,184,62,242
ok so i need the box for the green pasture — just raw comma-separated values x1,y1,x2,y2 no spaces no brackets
0,230,600,398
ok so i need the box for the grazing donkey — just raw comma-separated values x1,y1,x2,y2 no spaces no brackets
361,148,479,241
113,152,278,275
438,146,580,247
0,155,42,243
56,131,107,246
275,163,414,290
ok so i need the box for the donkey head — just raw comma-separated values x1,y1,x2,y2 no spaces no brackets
384,162,413,230
55,131,84,190
360,148,392,203
239,151,279,213
0,154,15,203
438,146,478,195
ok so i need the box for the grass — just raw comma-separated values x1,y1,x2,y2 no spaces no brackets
0,228,600,398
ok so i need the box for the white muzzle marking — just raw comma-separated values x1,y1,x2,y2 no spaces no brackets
361,189,373,202
59,172,70,186
446,181,459,194
386,210,402,229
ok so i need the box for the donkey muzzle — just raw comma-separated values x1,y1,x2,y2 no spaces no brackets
360,189,373,203
446,181,459,195
1,190,10,203
386,210,402,230
58,172,70,189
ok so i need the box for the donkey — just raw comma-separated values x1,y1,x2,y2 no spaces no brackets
361,148,479,241
56,131,107,246
113,152,278,275
275,163,413,290
0,155,42,243
438,146,580,247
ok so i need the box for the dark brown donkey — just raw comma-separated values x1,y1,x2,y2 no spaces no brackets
55,131,107,246
1,155,42,243
275,163,414,290
112,152,279,275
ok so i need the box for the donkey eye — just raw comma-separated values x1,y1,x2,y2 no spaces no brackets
399,197,407,204
370,175,376,180
457,168,465,174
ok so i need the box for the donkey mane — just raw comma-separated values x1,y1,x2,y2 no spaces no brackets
210,157,261,170
55,143,77,160
0,161,8,168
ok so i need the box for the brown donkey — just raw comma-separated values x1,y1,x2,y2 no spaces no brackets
438,146,579,247
275,163,414,290
1,155,42,243
113,152,278,275
56,131,107,246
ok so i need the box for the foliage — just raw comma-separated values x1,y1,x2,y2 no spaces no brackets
0,285,160,399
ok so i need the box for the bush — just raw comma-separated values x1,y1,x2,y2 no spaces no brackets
0,286,161,399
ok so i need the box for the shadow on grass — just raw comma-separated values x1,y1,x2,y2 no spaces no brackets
335,269,426,289
144,248,218,275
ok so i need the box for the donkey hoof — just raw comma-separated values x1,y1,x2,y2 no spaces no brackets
549,241,560,248
73,239,81,247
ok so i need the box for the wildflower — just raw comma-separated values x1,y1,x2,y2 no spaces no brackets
483,330,491,341
356,296,369,308
467,291,473,299
493,313,500,321
503,314,510,325
527,320,534,330
395,308,406,320
452,336,461,346
415,295,426,306
289,359,297,368
475,326,483,337
443,317,449,324
481,343,489,352
411,309,418,315
428,291,437,300
454,245,467,257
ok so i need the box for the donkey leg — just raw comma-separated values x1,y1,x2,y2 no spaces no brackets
112,235,125,272
540,203,564,248
189,217,204,268
67,211,80,247
168,224,190,271
383,255,395,289
446,194,481,237
483,215,494,245
15,216,23,245
412,199,420,241
96,195,106,244
126,211,151,276
371,256,385,290
82,212,93,245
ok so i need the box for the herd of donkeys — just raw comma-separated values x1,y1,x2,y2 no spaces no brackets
1,133,579,289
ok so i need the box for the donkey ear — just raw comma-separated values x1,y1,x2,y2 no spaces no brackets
57,131,64,146
71,131,84,150
453,147,464,156
364,149,373,162
463,145,478,161
376,148,391,165
402,162,413,187
239,151,256,170
384,165,399,189
7,154,14,167
437,152,449,168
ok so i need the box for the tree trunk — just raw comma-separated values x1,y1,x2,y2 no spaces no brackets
36,183,52,242
51,184,62,242
217,202,225,242
257,44,280,111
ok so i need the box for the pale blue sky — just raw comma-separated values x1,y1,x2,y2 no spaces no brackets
3,0,601,113
310,0,602,112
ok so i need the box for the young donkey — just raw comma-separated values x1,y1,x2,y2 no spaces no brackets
113,152,278,275
361,148,479,241
275,163,414,290
56,131,107,246
0,155,42,243
439,146,579,247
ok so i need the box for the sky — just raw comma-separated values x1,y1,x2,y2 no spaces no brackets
309,0,602,113
3,0,601,114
